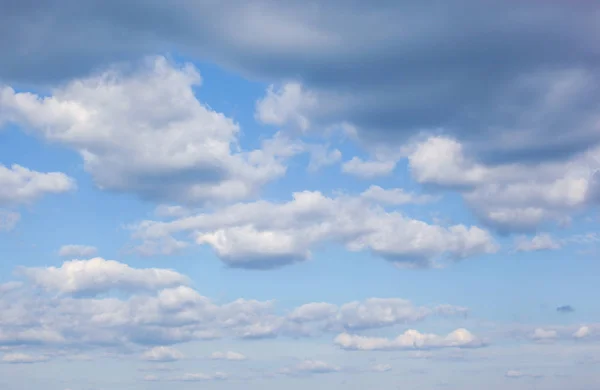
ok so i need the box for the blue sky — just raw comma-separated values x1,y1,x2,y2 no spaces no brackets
1,1,600,389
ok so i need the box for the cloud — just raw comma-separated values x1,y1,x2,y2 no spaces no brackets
408,136,599,233
530,328,558,343
573,326,591,339
360,185,437,206
0,210,19,232
334,328,485,351
341,157,397,178
280,360,340,376
513,234,562,253
505,370,542,379
556,305,575,314
58,245,98,258
0,57,303,205
132,190,497,269
210,351,247,361
0,260,470,352
18,257,189,295
175,372,228,382
3,2,600,170
370,364,392,373
141,346,184,362
1,353,49,364
0,164,75,206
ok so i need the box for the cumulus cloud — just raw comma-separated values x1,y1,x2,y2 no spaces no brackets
58,245,98,258
513,234,562,253
334,328,485,351
0,164,75,206
210,351,247,361
573,326,591,339
0,260,470,352
370,364,392,373
132,190,497,269
0,57,303,205
408,136,599,233
1,353,49,364
141,346,184,362
18,257,189,295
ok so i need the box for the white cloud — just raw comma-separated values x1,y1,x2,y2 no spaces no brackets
176,372,228,382
141,346,184,362
133,190,497,269
0,57,303,205
209,351,247,361
281,360,340,376
334,328,485,351
513,234,561,253
370,363,392,372
255,82,317,132
0,164,75,206
408,136,599,233
342,157,396,178
530,328,558,342
58,245,98,258
1,353,49,364
360,185,437,205
0,210,19,232
19,257,189,295
573,326,591,339
0,260,470,352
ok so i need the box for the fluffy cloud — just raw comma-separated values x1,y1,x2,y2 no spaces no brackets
408,136,599,233
573,326,591,339
58,245,98,258
133,190,497,269
176,372,228,382
0,259,469,352
0,57,303,205
141,346,184,362
0,164,74,206
18,257,189,295
334,328,485,351
530,328,558,343
210,351,247,361
513,234,562,253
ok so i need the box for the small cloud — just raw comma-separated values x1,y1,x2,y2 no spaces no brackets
141,346,184,362
573,326,591,339
505,370,542,379
0,210,20,232
2,353,49,364
209,351,247,361
370,364,392,372
513,234,561,253
556,305,575,314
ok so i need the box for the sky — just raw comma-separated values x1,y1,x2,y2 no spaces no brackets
0,1,600,389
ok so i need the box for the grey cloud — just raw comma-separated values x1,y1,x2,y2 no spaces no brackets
1,1,599,165
556,305,575,314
